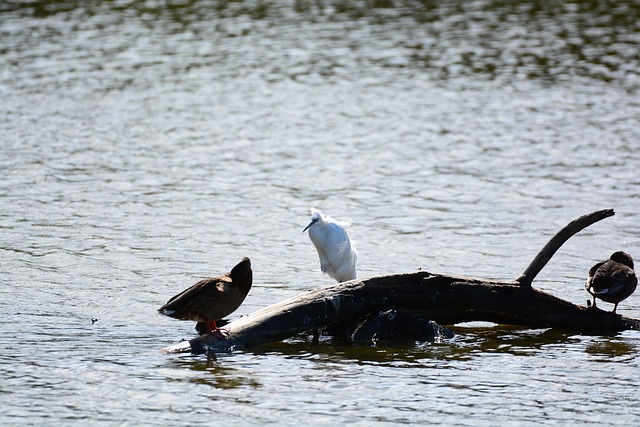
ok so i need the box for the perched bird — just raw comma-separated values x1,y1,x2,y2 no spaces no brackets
158,257,252,336
585,251,637,314
303,208,357,282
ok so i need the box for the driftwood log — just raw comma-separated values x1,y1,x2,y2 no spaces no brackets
163,209,640,354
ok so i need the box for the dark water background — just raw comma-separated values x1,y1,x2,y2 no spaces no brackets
1,1,640,425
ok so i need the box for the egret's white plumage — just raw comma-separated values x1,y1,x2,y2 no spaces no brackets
303,208,358,283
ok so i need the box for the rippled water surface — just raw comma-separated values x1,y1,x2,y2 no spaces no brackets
2,1,640,425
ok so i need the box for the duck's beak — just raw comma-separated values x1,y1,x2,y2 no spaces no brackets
303,218,318,233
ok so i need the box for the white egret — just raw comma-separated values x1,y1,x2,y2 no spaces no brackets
303,208,358,282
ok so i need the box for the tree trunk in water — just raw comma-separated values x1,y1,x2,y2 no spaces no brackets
162,209,640,355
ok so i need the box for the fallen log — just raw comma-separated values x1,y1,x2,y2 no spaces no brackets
163,209,640,354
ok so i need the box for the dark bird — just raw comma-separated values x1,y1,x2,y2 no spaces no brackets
158,257,252,336
585,251,637,313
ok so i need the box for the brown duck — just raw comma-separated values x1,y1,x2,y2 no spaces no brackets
585,251,637,313
159,257,252,335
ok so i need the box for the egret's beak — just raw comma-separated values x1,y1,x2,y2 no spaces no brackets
303,218,318,233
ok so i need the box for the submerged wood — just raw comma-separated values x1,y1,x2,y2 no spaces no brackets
162,209,640,355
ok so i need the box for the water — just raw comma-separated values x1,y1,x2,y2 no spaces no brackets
2,0,640,425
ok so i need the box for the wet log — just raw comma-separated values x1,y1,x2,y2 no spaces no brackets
163,209,640,355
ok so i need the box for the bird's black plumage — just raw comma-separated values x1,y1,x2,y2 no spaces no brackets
586,251,637,313
159,257,252,334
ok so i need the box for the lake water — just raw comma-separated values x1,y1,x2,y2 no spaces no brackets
2,0,640,425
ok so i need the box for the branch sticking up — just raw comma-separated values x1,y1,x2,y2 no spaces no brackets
515,209,615,286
